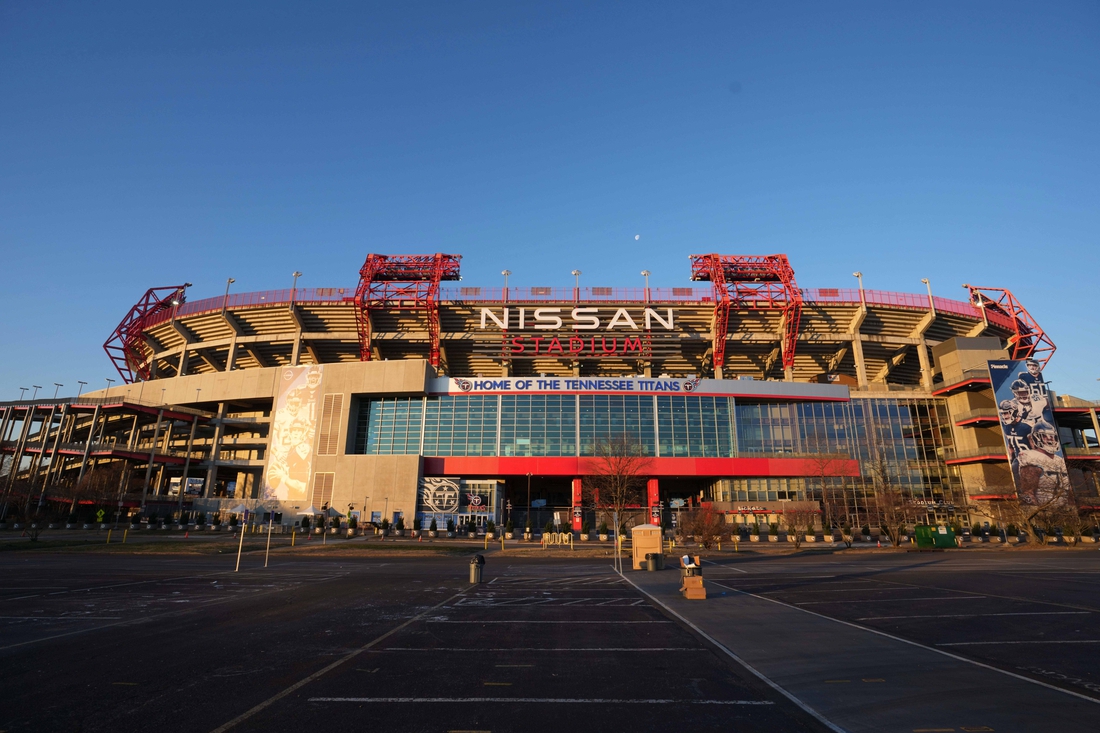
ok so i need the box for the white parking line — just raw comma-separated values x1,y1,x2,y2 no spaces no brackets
857,611,1090,621
382,647,702,652
797,596,982,605
308,697,773,705
938,640,1100,646
708,580,1100,707
426,616,668,620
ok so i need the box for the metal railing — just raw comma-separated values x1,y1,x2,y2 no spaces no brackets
953,408,1000,424
1064,446,1100,457
1056,396,1100,409
133,284,1009,329
946,446,1007,461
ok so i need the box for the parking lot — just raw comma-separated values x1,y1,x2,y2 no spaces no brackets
0,551,827,733
2,547,1100,732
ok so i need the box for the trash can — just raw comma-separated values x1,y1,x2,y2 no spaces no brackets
469,554,485,584
645,553,658,571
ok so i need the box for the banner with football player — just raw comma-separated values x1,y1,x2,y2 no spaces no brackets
988,359,1068,506
263,365,324,502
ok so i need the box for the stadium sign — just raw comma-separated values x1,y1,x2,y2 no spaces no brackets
479,307,675,331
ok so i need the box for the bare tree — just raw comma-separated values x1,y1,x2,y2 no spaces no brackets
783,506,818,549
803,438,856,530
866,451,913,548
582,434,653,532
679,506,728,549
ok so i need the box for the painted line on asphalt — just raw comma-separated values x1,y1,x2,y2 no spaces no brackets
938,640,1100,646
619,572,846,733
426,616,668,620
208,586,473,733
307,697,774,705
709,580,1100,706
857,611,1090,621
382,647,702,652
797,596,981,605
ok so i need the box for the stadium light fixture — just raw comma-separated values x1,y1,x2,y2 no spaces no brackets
921,278,936,314
290,271,303,310
52,383,63,399
222,277,236,314
641,270,651,303
18,387,27,400
31,385,42,400
105,378,115,392
501,270,511,288
852,272,865,307
76,381,87,398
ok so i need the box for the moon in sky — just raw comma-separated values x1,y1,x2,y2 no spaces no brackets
634,234,640,240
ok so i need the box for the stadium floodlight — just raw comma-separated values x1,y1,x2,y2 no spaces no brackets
571,269,581,289
18,387,28,400
31,385,42,400
290,271,303,309
76,381,87,398
501,270,511,287
921,278,936,314
52,383,63,399
105,378,115,392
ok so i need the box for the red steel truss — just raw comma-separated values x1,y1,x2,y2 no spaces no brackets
355,253,462,367
964,285,1056,367
689,254,803,373
103,285,189,383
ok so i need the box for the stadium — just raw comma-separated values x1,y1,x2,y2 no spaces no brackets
1,252,1098,534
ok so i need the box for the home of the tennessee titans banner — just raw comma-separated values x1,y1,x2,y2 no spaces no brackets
988,359,1068,506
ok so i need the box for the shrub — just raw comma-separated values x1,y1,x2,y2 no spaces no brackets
447,519,455,532
380,517,390,530
581,520,590,534
544,520,554,534
506,519,514,533
861,524,871,536
196,513,206,525
430,518,438,531
769,523,779,535
486,520,496,533
598,521,609,535
395,516,405,531
751,523,760,535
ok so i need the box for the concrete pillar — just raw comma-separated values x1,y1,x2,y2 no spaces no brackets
41,404,69,490
177,417,198,517
647,478,660,524
851,336,868,389
714,365,723,380
178,346,189,377
140,409,165,509
917,340,934,391
1090,409,1100,451
205,402,227,497
76,406,101,483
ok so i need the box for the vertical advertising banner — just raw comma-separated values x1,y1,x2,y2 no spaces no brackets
988,359,1068,505
263,365,324,501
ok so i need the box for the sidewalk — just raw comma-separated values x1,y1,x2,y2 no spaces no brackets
626,567,1100,733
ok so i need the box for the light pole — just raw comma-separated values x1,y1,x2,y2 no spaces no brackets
52,383,63,399
290,271,302,308
852,271,865,307
571,269,581,300
170,283,192,324
920,278,936,315
76,381,87,398
501,270,511,301
526,472,533,536
222,277,236,314
18,387,27,401
641,270,651,302
105,378,115,394
31,385,42,400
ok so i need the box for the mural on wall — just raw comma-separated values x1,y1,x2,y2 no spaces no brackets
263,365,324,501
989,358,1068,506
419,477,461,513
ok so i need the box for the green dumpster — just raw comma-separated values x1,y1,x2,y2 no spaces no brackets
914,524,956,549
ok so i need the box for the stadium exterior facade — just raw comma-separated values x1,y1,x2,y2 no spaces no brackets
2,253,1098,532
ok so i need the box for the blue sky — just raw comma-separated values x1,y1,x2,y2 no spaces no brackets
1,1,1097,398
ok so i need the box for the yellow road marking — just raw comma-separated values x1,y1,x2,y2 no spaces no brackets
862,678,885,682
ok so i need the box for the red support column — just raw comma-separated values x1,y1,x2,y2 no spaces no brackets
647,478,660,524
571,478,583,531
